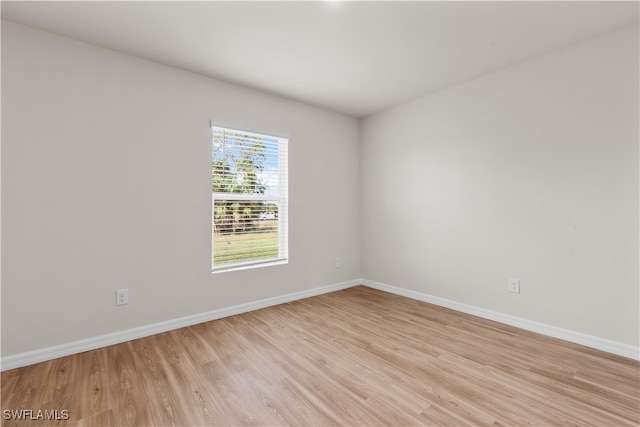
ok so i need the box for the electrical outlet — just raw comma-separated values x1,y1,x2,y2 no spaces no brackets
116,289,129,306
508,278,520,294
335,257,342,268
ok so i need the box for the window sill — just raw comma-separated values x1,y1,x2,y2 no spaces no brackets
211,258,288,274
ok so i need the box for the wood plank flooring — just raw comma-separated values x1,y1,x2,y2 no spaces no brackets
2,286,638,426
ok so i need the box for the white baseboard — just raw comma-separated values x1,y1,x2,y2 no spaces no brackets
3,277,637,370
0,279,360,371
361,279,639,361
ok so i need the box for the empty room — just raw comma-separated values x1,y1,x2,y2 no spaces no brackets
1,1,638,426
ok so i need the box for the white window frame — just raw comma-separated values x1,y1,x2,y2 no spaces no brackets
211,123,288,273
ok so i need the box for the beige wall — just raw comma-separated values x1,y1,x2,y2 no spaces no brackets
361,25,639,347
2,19,638,359
1,21,361,356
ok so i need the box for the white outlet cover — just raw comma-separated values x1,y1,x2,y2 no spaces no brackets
116,288,129,305
508,278,520,293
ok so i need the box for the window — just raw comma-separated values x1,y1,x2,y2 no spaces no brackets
211,124,288,272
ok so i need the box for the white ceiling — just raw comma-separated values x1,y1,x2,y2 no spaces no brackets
2,1,638,118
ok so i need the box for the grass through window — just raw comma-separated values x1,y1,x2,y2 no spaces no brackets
213,222,279,266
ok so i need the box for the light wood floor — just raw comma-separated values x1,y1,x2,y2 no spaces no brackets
2,286,638,426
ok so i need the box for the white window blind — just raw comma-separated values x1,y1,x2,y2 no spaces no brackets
211,124,288,272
